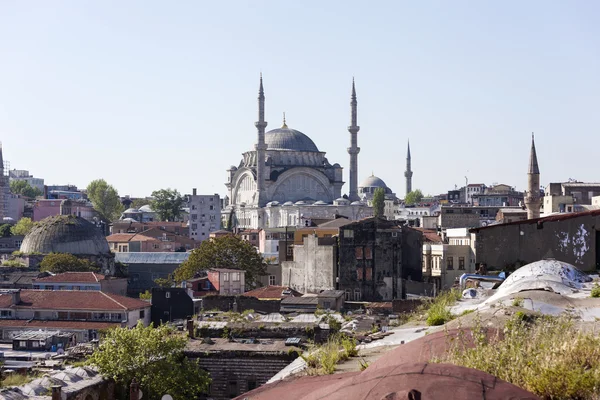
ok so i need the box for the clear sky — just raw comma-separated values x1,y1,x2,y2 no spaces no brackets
1,1,599,198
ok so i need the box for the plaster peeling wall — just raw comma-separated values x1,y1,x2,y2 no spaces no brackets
556,224,590,265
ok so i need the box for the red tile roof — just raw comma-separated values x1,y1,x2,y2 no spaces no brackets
412,228,443,243
244,286,303,300
0,319,120,330
33,272,106,283
0,290,149,311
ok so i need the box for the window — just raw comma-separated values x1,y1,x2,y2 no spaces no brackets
353,289,361,301
153,244,159,249
228,380,238,397
165,291,171,299
345,289,351,301
323,301,331,309
140,310,145,318
32,341,39,348
269,275,276,285
19,341,26,348
447,257,454,270
223,273,229,281
365,247,373,260
248,380,257,391
355,247,363,260
192,205,197,210
191,223,198,230
232,272,240,282
0,310,12,318
343,229,354,238
209,205,214,210
459,257,465,270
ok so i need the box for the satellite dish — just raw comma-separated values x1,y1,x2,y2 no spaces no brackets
57,348,65,355
161,395,173,400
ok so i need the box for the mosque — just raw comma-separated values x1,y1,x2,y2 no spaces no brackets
222,77,412,229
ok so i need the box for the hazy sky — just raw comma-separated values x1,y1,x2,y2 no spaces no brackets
1,1,599,198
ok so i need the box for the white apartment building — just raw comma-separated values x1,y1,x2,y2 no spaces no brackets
188,189,221,241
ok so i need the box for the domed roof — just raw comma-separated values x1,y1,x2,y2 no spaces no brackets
360,175,388,189
138,204,153,213
265,128,319,152
20,215,110,255
123,208,141,214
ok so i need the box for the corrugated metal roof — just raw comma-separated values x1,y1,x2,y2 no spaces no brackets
115,252,190,264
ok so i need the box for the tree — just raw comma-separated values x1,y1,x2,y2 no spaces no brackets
405,189,424,206
372,187,386,218
139,290,152,300
0,224,12,238
10,217,33,236
9,180,42,198
87,322,210,400
39,253,98,273
174,235,267,286
86,179,123,222
150,189,184,222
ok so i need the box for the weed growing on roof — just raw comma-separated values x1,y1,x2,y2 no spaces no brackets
358,358,370,371
425,290,460,326
460,309,475,316
591,283,600,298
302,334,358,375
437,313,600,399
511,297,524,307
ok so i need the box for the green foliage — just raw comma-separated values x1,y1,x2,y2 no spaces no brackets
87,322,210,400
324,315,341,332
372,187,385,218
9,180,42,198
460,309,475,316
1,260,26,268
174,235,267,286
2,372,36,386
591,283,600,298
404,189,424,205
86,179,123,222
0,224,11,238
150,188,184,222
438,314,600,399
511,297,524,307
358,358,370,371
154,276,174,288
425,290,460,326
39,253,98,273
10,218,33,236
139,290,152,300
341,336,358,357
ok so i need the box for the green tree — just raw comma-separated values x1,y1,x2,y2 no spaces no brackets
9,180,42,198
372,187,386,218
10,217,33,236
139,290,152,300
174,235,267,286
87,322,210,400
405,189,424,206
39,253,98,273
131,198,151,209
0,224,12,238
150,189,184,221
86,179,123,222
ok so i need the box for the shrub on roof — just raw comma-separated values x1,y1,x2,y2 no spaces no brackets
437,313,600,399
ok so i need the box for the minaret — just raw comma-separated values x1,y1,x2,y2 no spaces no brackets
0,143,5,219
404,140,413,196
525,133,541,219
254,74,268,208
347,79,360,202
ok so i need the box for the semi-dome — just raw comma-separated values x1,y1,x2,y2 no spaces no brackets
265,128,319,152
360,175,388,189
20,215,110,255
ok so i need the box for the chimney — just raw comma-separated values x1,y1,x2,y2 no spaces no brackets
193,188,197,196
51,385,61,400
187,319,195,339
11,290,20,305
130,379,140,400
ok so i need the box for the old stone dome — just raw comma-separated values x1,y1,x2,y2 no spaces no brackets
20,215,110,255
265,128,319,152
360,175,388,189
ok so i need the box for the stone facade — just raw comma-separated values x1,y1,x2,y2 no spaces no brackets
281,236,337,294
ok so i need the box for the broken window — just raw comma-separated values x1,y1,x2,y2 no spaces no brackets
355,247,363,259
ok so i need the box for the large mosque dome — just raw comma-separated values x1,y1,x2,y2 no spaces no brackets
265,128,319,152
360,175,389,189
20,215,110,255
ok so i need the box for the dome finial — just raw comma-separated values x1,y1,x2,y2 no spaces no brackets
281,112,288,129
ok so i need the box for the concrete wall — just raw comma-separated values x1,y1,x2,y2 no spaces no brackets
473,213,600,271
281,235,336,294
201,295,281,314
